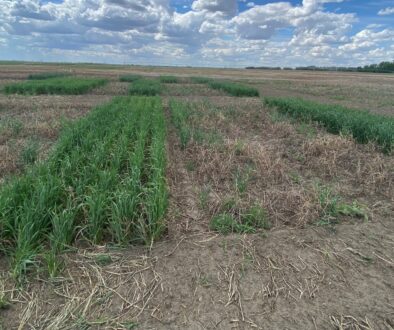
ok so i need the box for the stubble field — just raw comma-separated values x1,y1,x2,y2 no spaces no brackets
0,63,393,330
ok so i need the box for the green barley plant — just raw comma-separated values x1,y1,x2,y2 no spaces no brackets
0,96,168,279
264,97,394,153
4,77,107,95
119,74,141,82
159,76,179,83
208,80,259,97
190,77,212,84
169,99,192,149
28,72,70,80
129,79,162,96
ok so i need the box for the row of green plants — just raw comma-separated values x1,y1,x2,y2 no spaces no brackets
208,80,259,97
264,97,394,153
191,76,259,97
119,74,141,82
3,77,108,95
129,79,162,96
159,76,179,83
0,96,167,279
169,99,193,148
27,72,70,80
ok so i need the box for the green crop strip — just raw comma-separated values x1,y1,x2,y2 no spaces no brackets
189,77,259,97
264,97,394,153
208,80,259,97
3,77,107,95
190,77,212,84
28,72,71,80
159,76,179,83
129,79,162,96
169,99,192,149
119,74,142,82
0,96,167,279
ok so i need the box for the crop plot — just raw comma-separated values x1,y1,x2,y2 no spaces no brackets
119,74,141,82
27,72,70,80
0,96,167,278
265,97,394,152
3,77,108,95
190,76,259,96
129,78,162,96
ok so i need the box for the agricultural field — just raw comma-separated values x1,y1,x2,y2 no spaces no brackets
0,63,393,329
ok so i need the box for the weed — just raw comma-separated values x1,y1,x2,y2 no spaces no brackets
198,185,211,210
316,184,340,224
337,201,368,221
4,77,107,95
10,120,23,136
211,205,270,235
0,282,10,310
234,139,246,156
234,166,253,194
185,160,196,172
288,171,301,184
315,184,368,225
121,322,139,329
297,122,317,138
0,119,23,136
210,214,238,234
242,204,271,230
94,254,113,266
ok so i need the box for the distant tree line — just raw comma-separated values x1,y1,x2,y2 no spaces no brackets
246,61,394,73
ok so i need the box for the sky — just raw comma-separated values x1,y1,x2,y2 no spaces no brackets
0,0,393,67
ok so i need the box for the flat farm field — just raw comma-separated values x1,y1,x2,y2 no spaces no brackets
0,63,393,330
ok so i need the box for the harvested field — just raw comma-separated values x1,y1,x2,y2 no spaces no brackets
0,63,393,330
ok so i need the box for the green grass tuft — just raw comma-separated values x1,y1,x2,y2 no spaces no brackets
210,205,270,235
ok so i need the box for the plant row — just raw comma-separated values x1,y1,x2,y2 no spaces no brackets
3,77,107,95
191,76,259,97
0,96,167,278
129,78,163,96
264,97,394,153
27,72,71,80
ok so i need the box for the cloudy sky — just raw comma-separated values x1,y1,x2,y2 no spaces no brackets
0,0,393,67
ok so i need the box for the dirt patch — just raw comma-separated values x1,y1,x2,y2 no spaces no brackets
1,220,393,329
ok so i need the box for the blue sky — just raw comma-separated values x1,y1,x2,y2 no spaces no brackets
0,0,393,67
